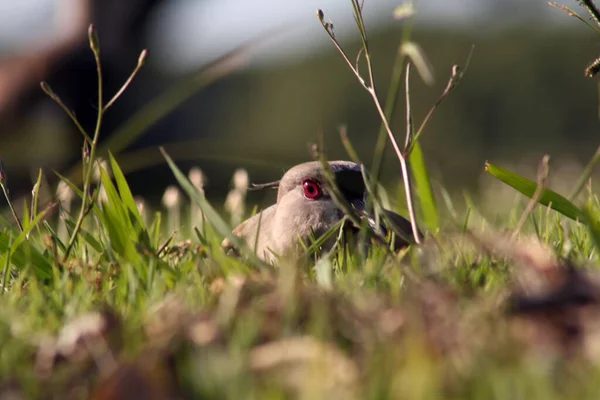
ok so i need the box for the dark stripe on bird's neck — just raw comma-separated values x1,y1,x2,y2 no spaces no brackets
333,169,366,203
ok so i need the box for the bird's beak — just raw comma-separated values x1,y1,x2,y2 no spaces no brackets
248,181,280,191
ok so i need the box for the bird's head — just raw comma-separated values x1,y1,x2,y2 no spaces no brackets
249,161,367,249
228,160,418,260
251,160,367,210
276,160,366,208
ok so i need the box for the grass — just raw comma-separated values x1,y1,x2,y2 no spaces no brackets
2,0,600,398
1,173,600,399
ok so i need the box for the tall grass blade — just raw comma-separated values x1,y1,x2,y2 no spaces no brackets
108,152,152,248
100,41,261,155
160,148,268,268
98,167,141,262
485,162,584,222
409,143,439,231
582,204,600,251
569,146,600,200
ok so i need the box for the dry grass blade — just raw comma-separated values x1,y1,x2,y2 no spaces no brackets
585,55,600,78
400,42,434,86
317,7,422,245
548,2,600,33
40,82,92,143
405,47,473,156
104,50,148,111
569,146,600,200
59,36,269,188
0,158,23,233
512,155,550,238
581,0,600,28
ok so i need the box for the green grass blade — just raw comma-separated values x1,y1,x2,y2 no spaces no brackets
409,142,439,231
108,152,143,225
150,212,162,250
53,171,85,199
371,32,411,185
0,234,52,280
0,207,53,279
582,204,600,251
101,42,259,156
43,221,66,252
63,219,104,254
108,151,151,248
31,169,43,230
160,148,268,268
485,162,585,222
568,146,600,200
10,206,50,255
98,167,140,262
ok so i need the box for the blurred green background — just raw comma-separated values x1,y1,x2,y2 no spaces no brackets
0,0,598,211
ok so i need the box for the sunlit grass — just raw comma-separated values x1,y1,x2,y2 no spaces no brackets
2,0,600,398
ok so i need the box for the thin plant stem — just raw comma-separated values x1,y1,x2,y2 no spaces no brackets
31,170,41,224
1,236,11,295
548,2,600,33
370,23,412,182
405,46,474,155
404,64,413,151
512,155,550,238
62,26,146,260
1,184,23,233
402,64,420,244
317,4,422,244
582,0,600,28
99,37,266,156
368,21,412,233
369,89,421,244
29,169,43,239
0,158,23,233
64,25,105,260
339,126,362,164
40,82,93,143
104,50,148,111
569,146,600,200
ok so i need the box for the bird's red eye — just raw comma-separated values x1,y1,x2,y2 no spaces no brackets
302,178,322,200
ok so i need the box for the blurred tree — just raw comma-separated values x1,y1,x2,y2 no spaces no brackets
0,1,596,206
0,0,165,194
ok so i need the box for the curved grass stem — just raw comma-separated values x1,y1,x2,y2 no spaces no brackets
317,3,421,245
63,25,104,260
63,25,146,261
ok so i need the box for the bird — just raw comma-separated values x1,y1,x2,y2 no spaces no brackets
221,160,420,262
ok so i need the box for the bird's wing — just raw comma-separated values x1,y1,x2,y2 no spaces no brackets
383,208,421,235
356,209,421,250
